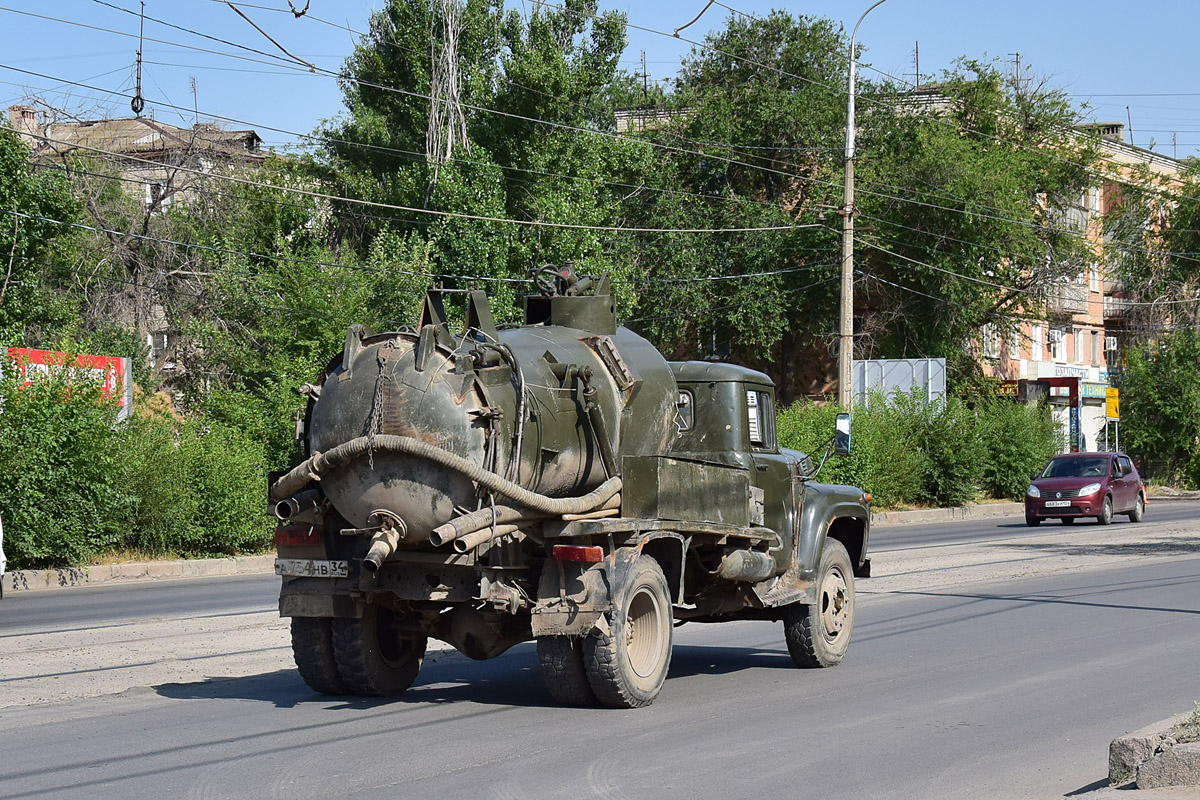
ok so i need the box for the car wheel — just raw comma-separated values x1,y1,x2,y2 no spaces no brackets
1129,493,1145,522
1097,496,1113,525
1025,515,1041,527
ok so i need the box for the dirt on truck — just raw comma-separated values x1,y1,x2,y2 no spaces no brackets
269,267,871,708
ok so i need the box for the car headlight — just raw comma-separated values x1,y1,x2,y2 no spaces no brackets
1079,483,1102,497
1027,485,1040,498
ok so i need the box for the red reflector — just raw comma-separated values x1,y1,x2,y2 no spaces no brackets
552,544,605,563
275,525,319,547
863,493,872,503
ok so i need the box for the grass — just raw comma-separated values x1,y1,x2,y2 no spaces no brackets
1176,702,1200,744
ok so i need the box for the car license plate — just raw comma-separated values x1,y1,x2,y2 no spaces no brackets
1044,500,1072,508
275,558,348,578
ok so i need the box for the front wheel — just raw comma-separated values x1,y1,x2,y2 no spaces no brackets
582,556,673,708
1097,496,1113,525
783,539,855,668
331,603,427,696
1025,515,1041,527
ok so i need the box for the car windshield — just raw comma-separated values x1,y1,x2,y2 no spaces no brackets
1041,457,1109,478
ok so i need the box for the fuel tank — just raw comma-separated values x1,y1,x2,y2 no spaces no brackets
304,275,678,538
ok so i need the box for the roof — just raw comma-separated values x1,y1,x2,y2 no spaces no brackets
670,360,774,386
32,117,263,162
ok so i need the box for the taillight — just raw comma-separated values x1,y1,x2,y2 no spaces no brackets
552,544,604,563
275,525,319,547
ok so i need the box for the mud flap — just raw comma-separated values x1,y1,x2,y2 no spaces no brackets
530,549,640,637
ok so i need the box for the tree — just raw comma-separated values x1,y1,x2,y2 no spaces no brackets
0,126,80,343
1120,331,1200,485
854,58,1100,390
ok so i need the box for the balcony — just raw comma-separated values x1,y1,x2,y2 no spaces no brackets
1104,296,1134,319
1046,282,1089,317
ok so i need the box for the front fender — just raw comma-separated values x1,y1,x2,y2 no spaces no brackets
797,482,871,577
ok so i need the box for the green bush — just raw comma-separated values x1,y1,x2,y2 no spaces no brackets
117,414,273,558
0,366,127,568
778,391,1058,508
976,397,1058,499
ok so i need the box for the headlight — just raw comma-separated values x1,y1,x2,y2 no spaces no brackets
1027,485,1040,498
1079,483,1102,497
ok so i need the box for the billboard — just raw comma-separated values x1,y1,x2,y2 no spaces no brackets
1,347,133,421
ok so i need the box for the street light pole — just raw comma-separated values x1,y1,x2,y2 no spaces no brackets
838,0,889,409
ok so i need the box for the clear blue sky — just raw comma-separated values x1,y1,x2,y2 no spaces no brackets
1,1,1198,157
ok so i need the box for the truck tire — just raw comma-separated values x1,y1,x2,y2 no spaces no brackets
783,539,854,668
331,603,427,696
582,556,673,708
291,617,348,695
536,636,596,706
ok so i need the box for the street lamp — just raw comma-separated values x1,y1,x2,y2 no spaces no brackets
838,0,890,409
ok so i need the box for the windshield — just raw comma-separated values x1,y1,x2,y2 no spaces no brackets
1041,456,1110,478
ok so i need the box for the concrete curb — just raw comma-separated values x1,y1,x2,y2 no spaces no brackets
2,554,275,595
1110,714,1200,791
870,502,1024,527
1,490,1190,593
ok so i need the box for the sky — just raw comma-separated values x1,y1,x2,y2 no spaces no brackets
1,1,1199,158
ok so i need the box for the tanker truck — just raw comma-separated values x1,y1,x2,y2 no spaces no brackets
268,267,871,708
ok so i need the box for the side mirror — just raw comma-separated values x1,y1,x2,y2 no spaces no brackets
834,413,852,456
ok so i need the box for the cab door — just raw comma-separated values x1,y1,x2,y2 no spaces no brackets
745,385,796,570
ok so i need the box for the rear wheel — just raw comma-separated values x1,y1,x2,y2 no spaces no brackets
290,617,348,695
783,539,855,668
1129,494,1145,522
332,603,427,696
1097,496,1114,525
536,636,595,706
582,556,673,708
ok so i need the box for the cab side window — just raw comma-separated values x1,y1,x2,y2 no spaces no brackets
745,389,776,450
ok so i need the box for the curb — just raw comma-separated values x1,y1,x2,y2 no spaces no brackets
2,554,275,595
2,491,1191,593
870,502,1024,528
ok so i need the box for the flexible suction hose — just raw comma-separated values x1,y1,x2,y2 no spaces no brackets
269,434,622,516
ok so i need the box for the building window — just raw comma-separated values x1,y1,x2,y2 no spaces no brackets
1007,327,1021,360
1049,328,1066,362
1091,330,1100,366
982,324,1000,359
1089,263,1100,293
1032,324,1044,360
1074,328,1085,363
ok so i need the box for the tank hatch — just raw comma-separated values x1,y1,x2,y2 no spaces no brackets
523,266,616,335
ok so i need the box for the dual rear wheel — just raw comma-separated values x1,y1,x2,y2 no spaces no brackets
291,604,426,697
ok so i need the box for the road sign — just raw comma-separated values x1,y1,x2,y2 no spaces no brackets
1106,387,1120,421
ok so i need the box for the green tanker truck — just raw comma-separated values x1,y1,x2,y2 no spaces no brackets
269,267,871,708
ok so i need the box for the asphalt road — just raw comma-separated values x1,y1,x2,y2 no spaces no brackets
871,495,1200,551
2,505,1198,800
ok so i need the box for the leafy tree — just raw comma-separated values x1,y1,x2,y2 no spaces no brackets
0,126,81,343
1121,330,1200,485
855,58,1100,390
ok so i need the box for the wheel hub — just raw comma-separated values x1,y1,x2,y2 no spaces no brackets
820,567,849,638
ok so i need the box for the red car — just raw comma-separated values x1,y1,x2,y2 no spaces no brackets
1025,452,1146,526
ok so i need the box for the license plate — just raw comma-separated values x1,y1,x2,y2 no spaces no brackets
275,558,348,578
1044,500,1072,508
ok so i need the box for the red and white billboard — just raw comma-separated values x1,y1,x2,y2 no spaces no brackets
1,347,133,420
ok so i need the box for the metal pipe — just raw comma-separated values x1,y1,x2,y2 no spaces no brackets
431,504,537,546
272,489,322,520
453,523,520,554
362,522,404,574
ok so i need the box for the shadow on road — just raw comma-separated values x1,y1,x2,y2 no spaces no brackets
153,642,794,709
1007,538,1200,558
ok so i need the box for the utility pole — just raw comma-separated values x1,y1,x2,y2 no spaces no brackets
131,1,145,116
641,50,648,102
838,0,889,409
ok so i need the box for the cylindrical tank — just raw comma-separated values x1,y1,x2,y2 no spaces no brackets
304,287,678,539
